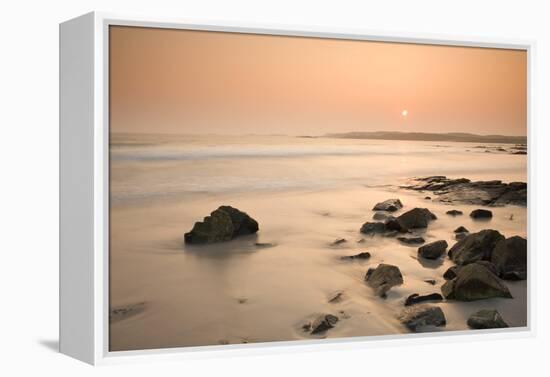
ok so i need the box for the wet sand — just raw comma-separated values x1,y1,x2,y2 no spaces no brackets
109,134,527,351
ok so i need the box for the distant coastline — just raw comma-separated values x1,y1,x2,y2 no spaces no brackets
323,131,526,144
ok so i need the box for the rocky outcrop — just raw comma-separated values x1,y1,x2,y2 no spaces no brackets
441,263,512,301
365,264,404,297
448,229,504,265
395,208,437,230
470,209,493,219
404,293,443,306
399,305,446,332
467,309,509,329
401,176,526,206
491,236,527,280
418,240,448,259
372,198,403,212
184,206,259,244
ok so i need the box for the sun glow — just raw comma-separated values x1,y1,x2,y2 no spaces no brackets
402,110,408,117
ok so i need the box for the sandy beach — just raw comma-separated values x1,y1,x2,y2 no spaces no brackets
108,133,527,351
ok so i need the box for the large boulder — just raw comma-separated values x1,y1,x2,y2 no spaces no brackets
448,229,504,265
372,198,403,212
491,236,527,280
418,240,448,259
184,206,259,244
365,264,404,297
441,263,512,301
399,305,446,332
396,208,437,231
467,309,509,329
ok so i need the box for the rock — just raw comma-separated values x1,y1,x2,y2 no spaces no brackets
399,305,446,332
512,151,527,155
372,198,403,212
331,238,347,246
491,236,527,280
255,242,275,248
396,208,437,230
443,265,460,280
401,176,526,206
340,251,371,260
373,212,389,220
454,226,469,233
328,292,344,303
441,263,512,301
184,206,258,244
418,240,448,259
455,232,468,240
404,293,443,306
424,196,431,200
310,314,339,334
446,210,463,216
467,309,509,329
110,302,146,323
365,264,404,297
448,229,504,265
360,221,386,235
424,279,437,285
397,236,426,245
470,209,493,219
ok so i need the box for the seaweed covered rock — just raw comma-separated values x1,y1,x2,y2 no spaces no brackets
441,263,512,301
365,264,404,297
372,198,403,212
418,240,448,259
399,305,446,332
467,309,509,329
396,208,437,231
184,206,259,244
491,236,527,280
448,229,504,265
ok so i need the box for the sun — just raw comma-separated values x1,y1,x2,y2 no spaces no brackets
401,110,408,117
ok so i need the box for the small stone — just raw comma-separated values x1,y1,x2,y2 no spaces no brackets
340,252,371,260
310,314,339,334
397,236,426,245
454,226,469,233
424,279,437,285
404,293,443,306
470,209,493,219
360,222,386,235
331,238,347,246
328,292,344,303
446,210,463,216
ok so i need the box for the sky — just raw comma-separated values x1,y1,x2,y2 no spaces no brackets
109,26,527,136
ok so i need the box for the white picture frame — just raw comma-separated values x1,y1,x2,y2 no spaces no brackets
59,11,535,365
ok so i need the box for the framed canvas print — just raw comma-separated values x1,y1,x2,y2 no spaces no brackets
59,12,533,365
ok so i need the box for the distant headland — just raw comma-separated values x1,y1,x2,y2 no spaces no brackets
323,131,526,144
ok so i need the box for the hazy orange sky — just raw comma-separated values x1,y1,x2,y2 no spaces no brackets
110,26,527,136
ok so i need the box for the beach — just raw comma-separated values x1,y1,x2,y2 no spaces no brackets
109,133,527,351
